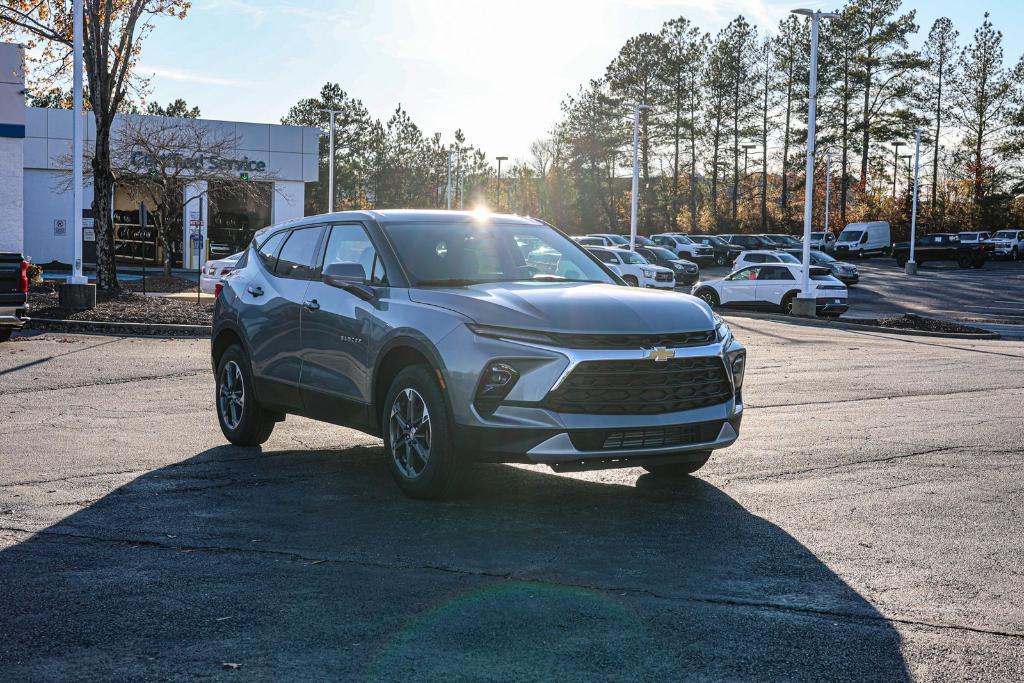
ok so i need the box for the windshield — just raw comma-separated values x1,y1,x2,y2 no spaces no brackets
811,251,837,263
838,231,863,242
696,235,725,247
775,252,801,264
602,234,629,245
616,250,648,265
995,231,1016,239
960,233,979,240
673,234,695,244
646,247,679,261
382,221,616,286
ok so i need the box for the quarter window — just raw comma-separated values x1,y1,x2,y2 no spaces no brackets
275,227,324,280
257,231,287,270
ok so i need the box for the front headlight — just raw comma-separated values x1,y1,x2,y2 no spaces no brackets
467,323,555,345
727,348,746,389
642,268,655,278
714,314,731,343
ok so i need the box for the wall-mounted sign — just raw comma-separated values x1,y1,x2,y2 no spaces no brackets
130,152,267,174
83,228,95,242
53,218,66,236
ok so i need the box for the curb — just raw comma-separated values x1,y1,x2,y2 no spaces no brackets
720,311,1001,340
25,317,211,337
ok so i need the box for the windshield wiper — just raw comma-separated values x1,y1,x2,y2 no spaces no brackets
414,278,488,287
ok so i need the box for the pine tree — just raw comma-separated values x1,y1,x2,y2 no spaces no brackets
920,18,959,220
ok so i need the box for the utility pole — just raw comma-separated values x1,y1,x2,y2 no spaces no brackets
907,128,923,275
891,141,904,201
446,147,453,210
495,156,508,210
71,0,85,285
629,103,652,251
792,8,837,316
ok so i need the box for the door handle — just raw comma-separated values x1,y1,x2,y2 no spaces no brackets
303,299,320,312
246,285,264,297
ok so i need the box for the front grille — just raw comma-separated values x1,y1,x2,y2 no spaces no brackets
543,330,716,350
544,356,732,415
655,272,674,282
569,420,723,451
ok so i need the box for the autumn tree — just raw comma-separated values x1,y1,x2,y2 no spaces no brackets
773,14,808,227
920,17,958,221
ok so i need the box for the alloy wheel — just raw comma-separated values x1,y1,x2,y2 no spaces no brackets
218,360,245,430
389,388,432,479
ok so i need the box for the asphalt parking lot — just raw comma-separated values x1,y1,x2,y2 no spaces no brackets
697,256,1024,337
1,325,1022,680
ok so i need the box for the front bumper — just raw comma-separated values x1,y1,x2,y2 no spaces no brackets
439,327,745,469
836,273,859,284
674,273,699,286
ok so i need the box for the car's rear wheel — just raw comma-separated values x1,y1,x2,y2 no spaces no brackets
216,344,276,447
895,255,907,268
623,275,639,287
715,254,728,267
0,328,12,343
781,292,797,315
384,365,469,499
695,288,719,309
642,452,711,476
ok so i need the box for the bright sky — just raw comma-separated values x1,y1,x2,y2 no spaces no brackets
139,0,1024,162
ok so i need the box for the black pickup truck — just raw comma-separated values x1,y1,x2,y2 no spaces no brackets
0,253,29,342
892,234,989,269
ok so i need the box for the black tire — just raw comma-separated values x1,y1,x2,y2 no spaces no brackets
857,249,865,259
642,452,712,476
623,275,639,287
957,253,973,269
715,253,728,267
383,365,469,500
895,255,907,268
695,288,719,309
0,327,12,343
781,291,797,315
1013,248,1019,262
215,344,276,447
972,258,985,269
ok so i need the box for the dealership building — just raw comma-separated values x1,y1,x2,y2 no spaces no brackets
0,42,319,270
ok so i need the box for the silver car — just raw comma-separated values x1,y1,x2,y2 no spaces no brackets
211,211,746,499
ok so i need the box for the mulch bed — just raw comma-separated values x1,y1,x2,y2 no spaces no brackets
121,274,201,294
852,313,989,335
29,282,212,326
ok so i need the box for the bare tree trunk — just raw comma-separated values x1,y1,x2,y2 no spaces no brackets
91,117,119,291
671,87,681,231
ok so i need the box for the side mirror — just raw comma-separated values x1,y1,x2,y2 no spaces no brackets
322,262,376,302
322,262,367,287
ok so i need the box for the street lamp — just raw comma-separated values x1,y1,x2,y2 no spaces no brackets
446,146,453,210
630,103,653,251
71,0,85,285
495,156,508,210
323,109,344,213
891,141,904,200
792,8,838,316
906,128,923,275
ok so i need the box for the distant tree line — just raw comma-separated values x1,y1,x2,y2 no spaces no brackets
519,3,1024,238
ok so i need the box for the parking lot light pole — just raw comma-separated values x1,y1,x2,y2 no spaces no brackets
792,9,837,316
323,109,342,213
446,147,453,210
891,141,904,200
906,128,923,275
70,0,86,285
824,150,832,237
630,103,652,251
495,156,508,210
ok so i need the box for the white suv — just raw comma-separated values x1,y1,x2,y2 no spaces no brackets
732,250,801,270
651,234,715,264
692,263,848,317
587,246,676,289
988,230,1024,260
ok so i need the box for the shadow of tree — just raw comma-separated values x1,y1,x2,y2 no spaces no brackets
0,444,909,680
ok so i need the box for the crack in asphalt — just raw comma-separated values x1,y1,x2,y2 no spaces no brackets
747,384,1024,410
2,523,1022,643
724,446,962,484
0,370,207,397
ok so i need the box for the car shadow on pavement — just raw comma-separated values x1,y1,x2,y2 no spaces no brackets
0,444,910,681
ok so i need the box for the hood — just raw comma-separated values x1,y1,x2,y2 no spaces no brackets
410,282,716,333
646,264,675,273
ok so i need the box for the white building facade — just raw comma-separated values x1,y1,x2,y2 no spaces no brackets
0,42,319,270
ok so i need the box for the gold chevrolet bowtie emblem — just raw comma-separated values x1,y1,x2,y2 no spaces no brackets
646,347,676,362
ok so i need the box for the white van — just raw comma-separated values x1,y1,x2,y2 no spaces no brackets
834,221,891,258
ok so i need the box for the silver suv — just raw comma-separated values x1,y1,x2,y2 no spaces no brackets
211,211,746,498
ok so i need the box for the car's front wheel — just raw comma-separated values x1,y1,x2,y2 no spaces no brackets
216,344,276,446
622,275,639,287
695,288,719,309
384,365,469,499
715,254,728,266
957,253,973,269
0,328,12,343
895,255,907,268
642,452,711,476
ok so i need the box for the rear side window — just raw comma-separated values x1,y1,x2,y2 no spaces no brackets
593,250,618,264
257,231,287,270
745,253,766,263
759,266,794,281
275,227,324,280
